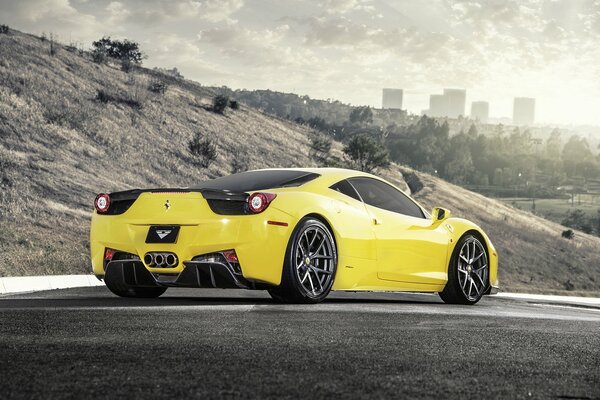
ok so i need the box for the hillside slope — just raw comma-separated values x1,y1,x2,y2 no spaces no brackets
0,29,598,295
0,30,326,275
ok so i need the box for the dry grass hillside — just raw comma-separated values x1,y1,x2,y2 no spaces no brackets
0,28,598,295
0,29,326,276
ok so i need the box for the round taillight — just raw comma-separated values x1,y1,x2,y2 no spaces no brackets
247,192,276,213
95,193,111,213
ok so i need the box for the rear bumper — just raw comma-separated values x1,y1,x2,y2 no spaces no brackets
103,260,271,290
90,207,295,286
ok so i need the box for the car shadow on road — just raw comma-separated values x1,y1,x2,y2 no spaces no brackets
0,289,444,309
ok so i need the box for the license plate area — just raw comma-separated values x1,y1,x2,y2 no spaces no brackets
145,225,180,244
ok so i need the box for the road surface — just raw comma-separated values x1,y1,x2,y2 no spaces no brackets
0,287,598,399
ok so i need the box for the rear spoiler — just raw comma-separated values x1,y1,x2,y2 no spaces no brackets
108,188,248,202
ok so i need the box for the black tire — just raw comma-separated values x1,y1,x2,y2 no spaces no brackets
439,234,489,305
105,280,167,298
268,217,337,304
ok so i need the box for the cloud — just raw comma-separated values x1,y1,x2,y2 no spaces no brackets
121,0,244,24
0,0,100,40
302,16,466,65
197,24,317,67
105,1,130,27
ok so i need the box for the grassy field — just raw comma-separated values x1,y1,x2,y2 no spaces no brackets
502,197,600,225
1,28,599,295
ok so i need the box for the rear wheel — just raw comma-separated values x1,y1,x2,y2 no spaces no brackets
268,217,337,304
439,234,489,305
105,280,167,298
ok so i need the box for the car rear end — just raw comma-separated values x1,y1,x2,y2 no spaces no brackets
90,170,323,291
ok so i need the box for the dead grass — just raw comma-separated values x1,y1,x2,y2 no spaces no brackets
0,30,316,276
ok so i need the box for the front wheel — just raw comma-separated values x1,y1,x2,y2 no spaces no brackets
439,234,489,305
268,218,337,304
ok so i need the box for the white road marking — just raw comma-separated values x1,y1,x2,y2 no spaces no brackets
1,302,598,321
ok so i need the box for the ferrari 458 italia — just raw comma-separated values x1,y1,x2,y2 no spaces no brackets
90,168,498,304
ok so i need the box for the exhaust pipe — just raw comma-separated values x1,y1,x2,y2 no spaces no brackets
165,253,177,267
144,252,178,268
144,253,155,266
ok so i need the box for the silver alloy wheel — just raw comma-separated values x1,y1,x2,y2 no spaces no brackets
457,237,489,301
294,224,336,297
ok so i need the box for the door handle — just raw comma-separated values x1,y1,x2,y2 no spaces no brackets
373,217,383,225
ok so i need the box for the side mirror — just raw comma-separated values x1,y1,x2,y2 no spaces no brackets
432,207,451,222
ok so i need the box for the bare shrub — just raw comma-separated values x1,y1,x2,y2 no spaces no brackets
231,154,250,173
309,133,332,165
44,98,92,130
95,88,142,109
212,95,229,114
0,25,9,34
189,132,217,168
148,79,168,95
562,229,574,239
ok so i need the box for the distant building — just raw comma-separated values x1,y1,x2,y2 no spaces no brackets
382,88,403,109
470,101,489,123
444,88,466,118
428,94,447,117
424,88,466,118
513,97,535,125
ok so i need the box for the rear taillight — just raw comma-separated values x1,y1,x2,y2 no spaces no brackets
247,192,276,213
222,249,238,263
104,248,116,261
95,193,111,213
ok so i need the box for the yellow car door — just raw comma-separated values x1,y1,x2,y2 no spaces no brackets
348,177,449,286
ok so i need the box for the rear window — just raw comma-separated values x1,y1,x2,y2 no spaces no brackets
330,179,362,202
194,170,320,192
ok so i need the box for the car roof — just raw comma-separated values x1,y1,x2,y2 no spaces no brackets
248,167,376,183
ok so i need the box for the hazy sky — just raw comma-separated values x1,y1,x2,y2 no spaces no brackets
2,0,600,125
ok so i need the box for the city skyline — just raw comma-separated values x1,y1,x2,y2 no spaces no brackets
384,87,534,125
2,0,599,126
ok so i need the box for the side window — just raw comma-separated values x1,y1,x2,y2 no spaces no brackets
330,180,362,202
348,177,425,218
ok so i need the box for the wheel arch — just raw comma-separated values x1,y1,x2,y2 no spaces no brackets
302,212,338,248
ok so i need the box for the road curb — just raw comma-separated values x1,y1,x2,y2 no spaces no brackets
0,275,104,295
492,292,600,307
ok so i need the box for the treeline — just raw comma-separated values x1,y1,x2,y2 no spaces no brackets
385,118,600,194
216,88,412,129
303,108,600,198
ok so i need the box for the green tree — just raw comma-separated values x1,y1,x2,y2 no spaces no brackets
91,37,144,69
561,209,593,234
545,129,562,159
343,134,389,173
562,135,594,177
443,132,474,184
349,106,373,126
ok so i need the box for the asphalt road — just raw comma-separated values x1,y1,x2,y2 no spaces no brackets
0,288,599,400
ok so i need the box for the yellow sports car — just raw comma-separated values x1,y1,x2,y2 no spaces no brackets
90,168,498,304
